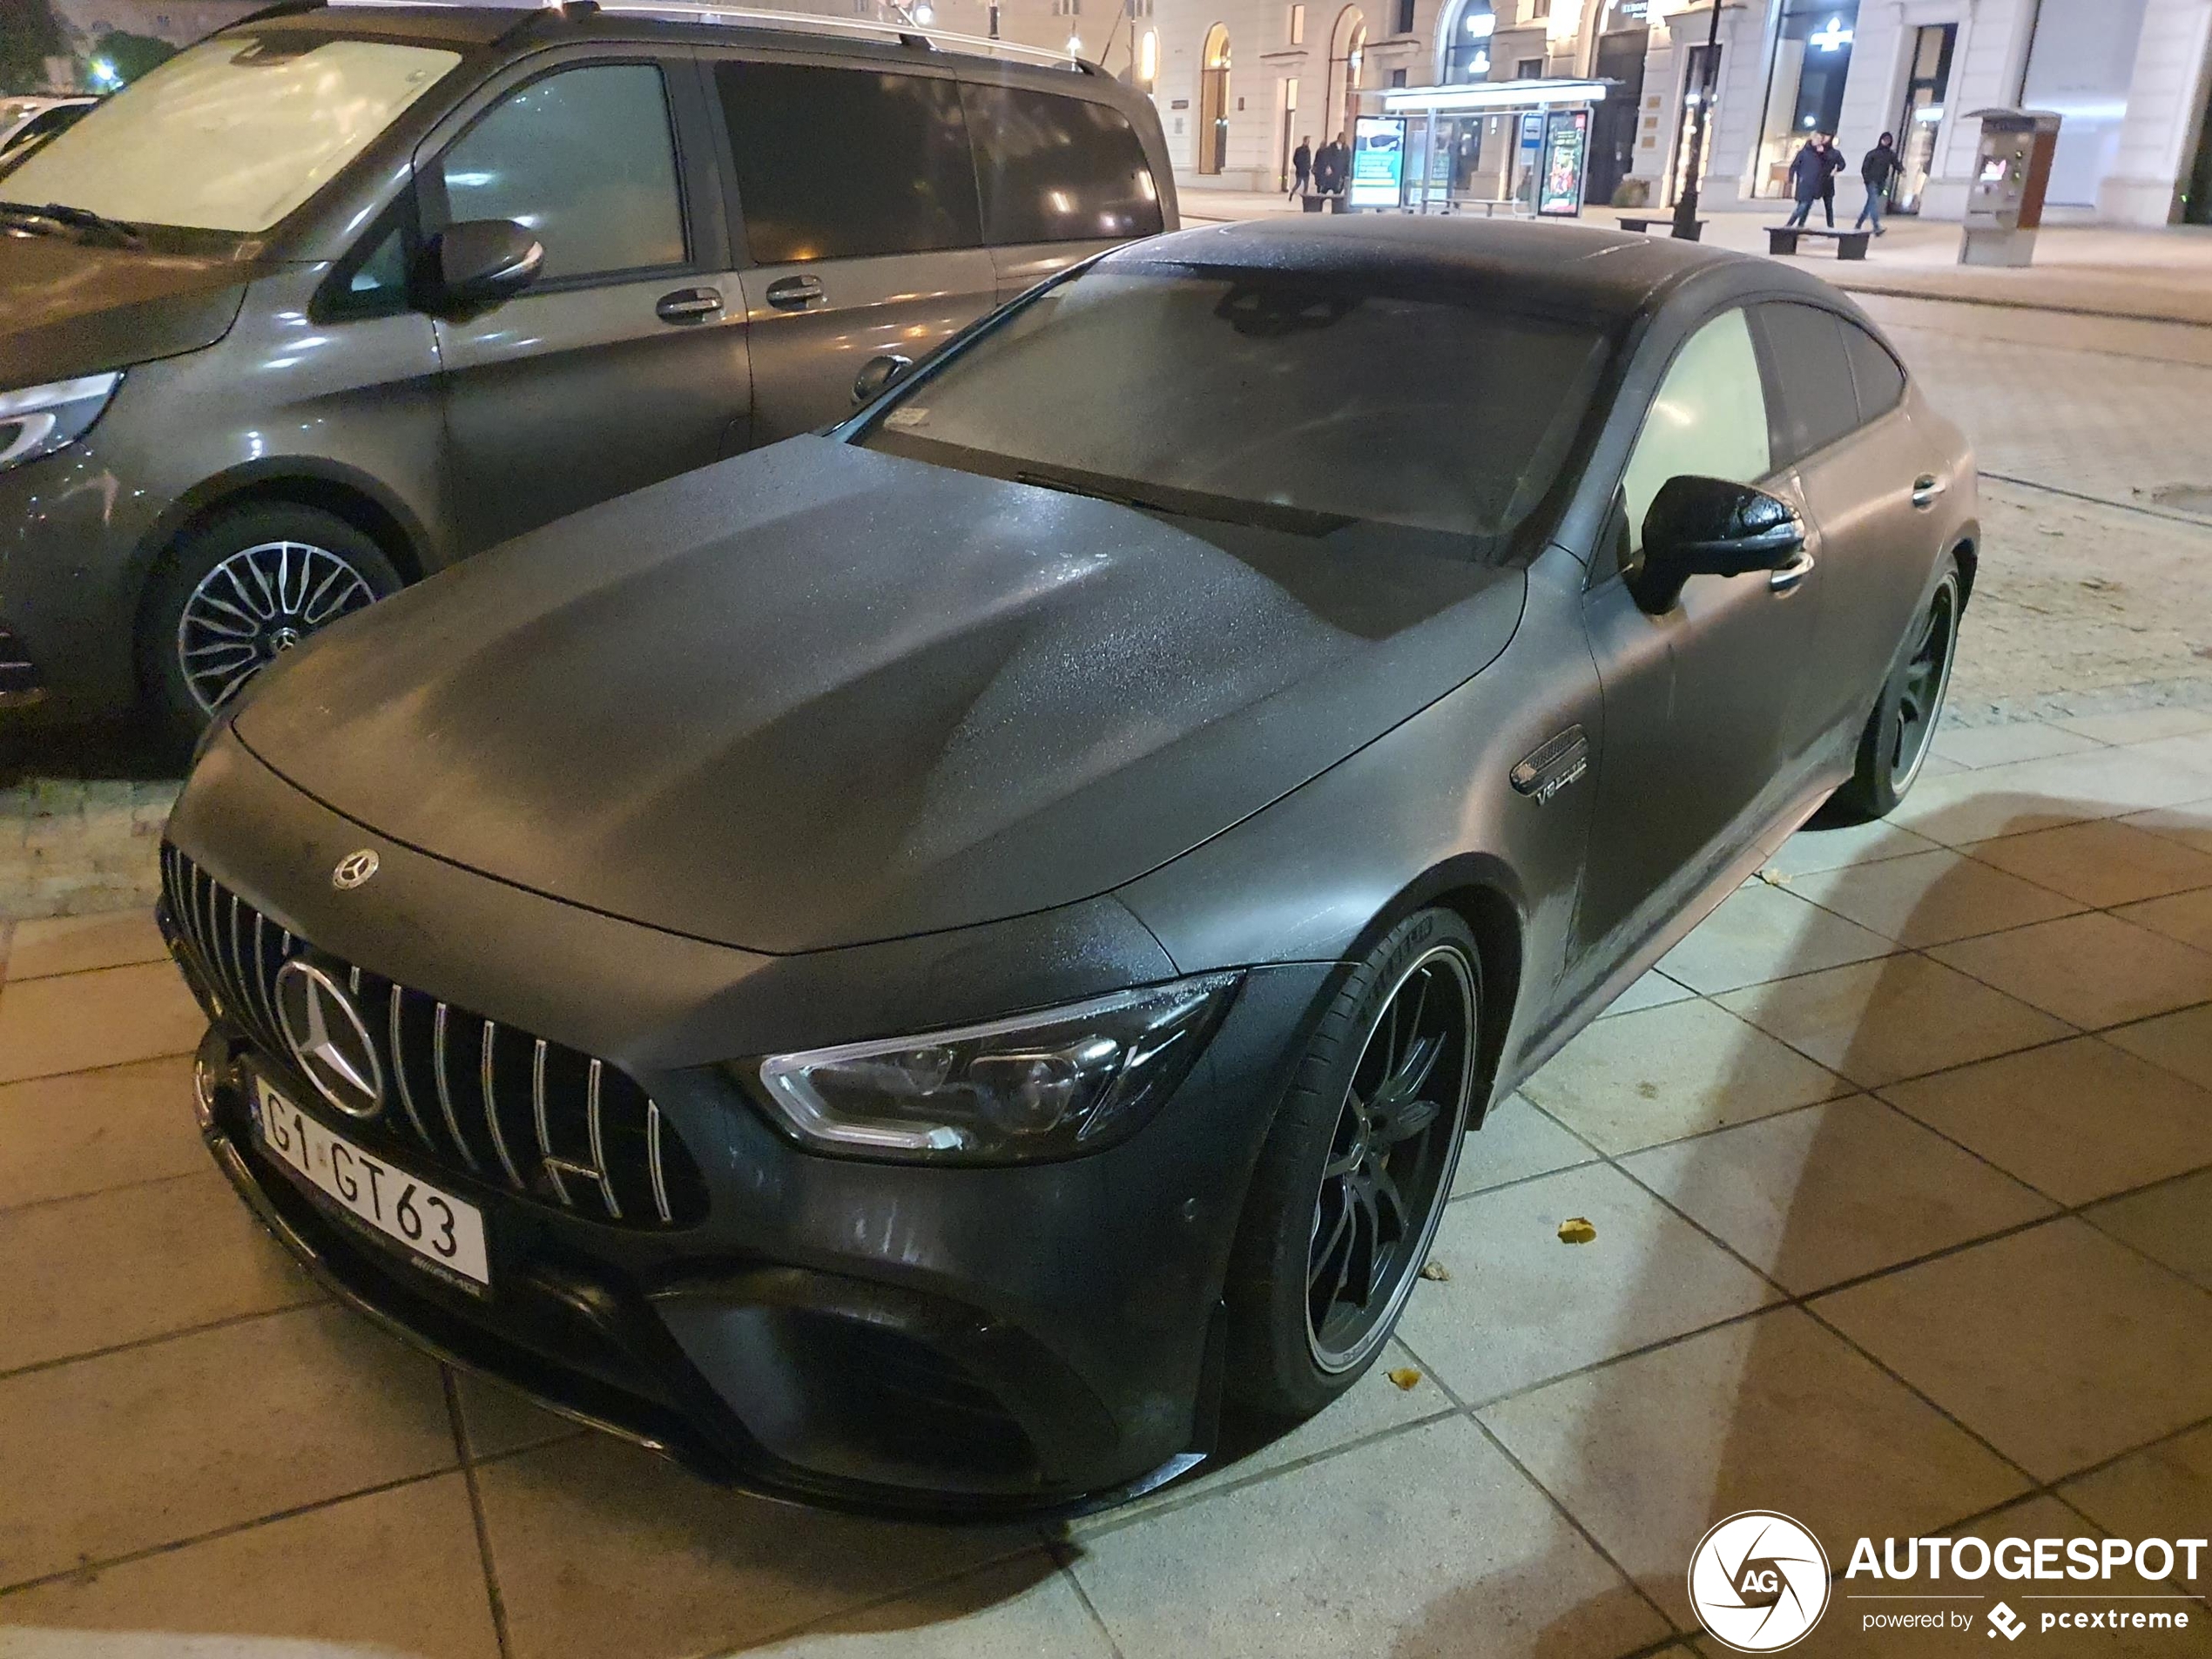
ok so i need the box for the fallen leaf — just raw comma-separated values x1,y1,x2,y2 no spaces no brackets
1558,1217,1597,1244
1386,1366,1423,1391
1420,1260,1451,1282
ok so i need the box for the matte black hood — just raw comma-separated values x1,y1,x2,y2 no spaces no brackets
0,235,251,385
236,438,1527,954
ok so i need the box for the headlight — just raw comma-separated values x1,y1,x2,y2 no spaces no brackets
0,371,121,471
745,973,1242,1163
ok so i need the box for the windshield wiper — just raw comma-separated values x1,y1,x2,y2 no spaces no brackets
0,200,143,247
1015,469,1141,509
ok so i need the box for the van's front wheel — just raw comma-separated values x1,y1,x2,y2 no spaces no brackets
141,503,401,752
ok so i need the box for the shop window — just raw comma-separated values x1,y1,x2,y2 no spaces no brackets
1754,0,1858,199
2020,0,2150,207
1289,3,1305,44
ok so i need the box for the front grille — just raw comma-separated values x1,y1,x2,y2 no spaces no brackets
161,843,708,1230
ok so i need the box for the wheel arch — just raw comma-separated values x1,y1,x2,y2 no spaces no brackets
1949,528,1979,605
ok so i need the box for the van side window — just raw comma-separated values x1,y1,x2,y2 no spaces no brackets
1621,307,1770,556
716,63,981,263
1843,320,1906,423
434,64,685,282
961,84,1163,245
1753,301,1858,465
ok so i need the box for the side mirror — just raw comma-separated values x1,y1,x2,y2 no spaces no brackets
852,353,914,405
420,219,543,314
1631,475,1805,614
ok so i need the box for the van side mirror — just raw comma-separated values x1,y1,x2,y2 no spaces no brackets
853,354,914,405
1630,475,1805,614
421,219,543,314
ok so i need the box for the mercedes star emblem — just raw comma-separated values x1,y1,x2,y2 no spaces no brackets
332,849,380,890
273,959,385,1119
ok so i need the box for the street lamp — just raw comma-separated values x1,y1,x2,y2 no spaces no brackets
1670,0,1723,239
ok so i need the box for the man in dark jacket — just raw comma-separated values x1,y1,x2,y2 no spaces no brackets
1857,131,1902,233
1290,135,1312,200
1784,133,1840,227
1315,133,1347,195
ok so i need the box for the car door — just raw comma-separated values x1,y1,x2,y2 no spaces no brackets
961,78,1167,303
708,55,1000,444
424,54,751,551
1758,302,1946,752
1570,305,1825,973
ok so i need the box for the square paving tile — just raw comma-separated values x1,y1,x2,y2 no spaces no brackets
2124,798,2212,858
1932,719,2101,770
0,961,204,1085
1396,1163,1777,1406
1787,847,2084,948
2059,1424,2212,1558
2,910,169,981
1885,747,2212,847
1521,999,1848,1155
1878,1037,2212,1206
2116,886,2212,954
0,1169,317,1373
0,1473,499,1657
1930,912,2212,1030
1716,954,2071,1090
2128,729,2212,776
1656,882,1896,996
2106,1004,2212,1092
1815,1219,2212,1481
0,1055,206,1211
1623,1096,2054,1294
1451,1093,1596,1197
1067,1415,1671,1659
0,1304,456,1589
744,1554,1114,1658
2082,1170,2212,1291
452,1366,588,1460
2053,707,2212,746
1601,968,1698,1017
1479,1307,2027,1629
475,1433,1041,1659
1964,819,2212,908
1761,817,1946,879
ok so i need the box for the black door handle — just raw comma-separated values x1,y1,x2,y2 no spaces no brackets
765,274,824,311
655,287,723,324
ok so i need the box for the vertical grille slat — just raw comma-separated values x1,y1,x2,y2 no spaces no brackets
158,846,704,1230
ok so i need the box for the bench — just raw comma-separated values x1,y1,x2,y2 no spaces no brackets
1767,225,1871,260
1298,190,1348,213
1619,215,1707,240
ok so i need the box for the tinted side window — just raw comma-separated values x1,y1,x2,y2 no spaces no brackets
1844,320,1906,423
1622,307,1772,554
961,84,1163,245
1756,301,1859,464
435,64,685,282
717,63,981,263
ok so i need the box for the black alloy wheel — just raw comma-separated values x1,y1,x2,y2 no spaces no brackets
1226,907,1481,1422
1834,557,1962,820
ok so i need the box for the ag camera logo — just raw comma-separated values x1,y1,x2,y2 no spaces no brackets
1689,1511,1831,1652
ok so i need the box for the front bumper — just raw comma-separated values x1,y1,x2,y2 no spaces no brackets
0,440,151,718
164,732,1335,1517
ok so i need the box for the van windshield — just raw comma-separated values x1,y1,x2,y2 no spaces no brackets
0,33,459,235
860,264,1611,548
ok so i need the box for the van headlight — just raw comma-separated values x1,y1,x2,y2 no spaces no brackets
742,973,1241,1163
0,372,120,471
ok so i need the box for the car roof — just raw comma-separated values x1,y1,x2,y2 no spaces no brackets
1103,214,1845,327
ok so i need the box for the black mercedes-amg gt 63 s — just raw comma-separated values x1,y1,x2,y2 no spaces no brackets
161,215,1976,1518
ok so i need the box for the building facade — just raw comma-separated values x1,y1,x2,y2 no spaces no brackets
1143,0,2212,226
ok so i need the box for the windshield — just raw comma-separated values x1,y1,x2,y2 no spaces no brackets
1,33,459,234
860,266,1611,545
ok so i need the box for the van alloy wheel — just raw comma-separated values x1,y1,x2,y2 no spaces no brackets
177,540,379,714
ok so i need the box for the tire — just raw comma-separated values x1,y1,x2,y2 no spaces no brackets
1223,907,1482,1424
1831,556,1963,822
139,503,403,752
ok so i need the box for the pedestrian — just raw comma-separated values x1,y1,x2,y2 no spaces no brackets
1784,132,1829,228
1817,133,1844,226
1857,130,1900,234
1290,134,1312,201
1314,133,1345,196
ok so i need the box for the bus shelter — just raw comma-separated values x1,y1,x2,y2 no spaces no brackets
1353,79,1613,217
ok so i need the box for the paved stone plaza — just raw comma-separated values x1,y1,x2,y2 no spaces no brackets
2,246,2210,1656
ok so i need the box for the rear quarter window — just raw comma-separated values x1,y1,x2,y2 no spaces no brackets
961,83,1163,245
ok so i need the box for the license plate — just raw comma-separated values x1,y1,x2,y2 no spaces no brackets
253,1074,490,1287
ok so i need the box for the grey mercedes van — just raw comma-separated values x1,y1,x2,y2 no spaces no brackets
0,1,1176,740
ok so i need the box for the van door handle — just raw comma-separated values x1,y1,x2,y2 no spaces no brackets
1911,474,1946,509
1769,549,1816,592
765,274,824,311
655,287,723,324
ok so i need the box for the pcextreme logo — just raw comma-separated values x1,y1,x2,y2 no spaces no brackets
1689,1511,1832,1652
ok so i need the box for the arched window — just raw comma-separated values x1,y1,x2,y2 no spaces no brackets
1325,6,1366,144
1438,0,1495,83
1198,24,1231,172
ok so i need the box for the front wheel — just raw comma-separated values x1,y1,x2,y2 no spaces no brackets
1223,907,1481,1424
140,502,402,753
1832,557,1962,820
